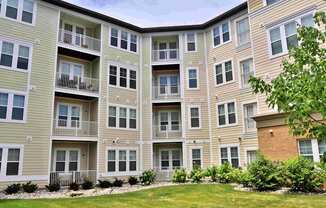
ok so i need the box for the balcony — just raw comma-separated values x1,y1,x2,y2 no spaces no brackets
152,49,179,62
152,84,181,101
58,29,101,53
50,170,97,186
55,73,99,95
152,35,179,64
52,119,98,138
152,124,182,139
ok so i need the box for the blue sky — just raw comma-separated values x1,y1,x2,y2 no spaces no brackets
65,0,245,27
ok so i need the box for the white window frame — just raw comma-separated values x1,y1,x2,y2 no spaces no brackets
189,146,203,169
107,104,137,130
53,148,81,173
61,21,87,47
219,144,240,167
159,148,182,171
263,0,280,6
244,147,258,166
188,105,201,129
1,0,37,26
214,59,234,87
107,62,137,91
105,147,139,176
0,89,27,123
109,27,139,54
216,100,238,128
0,144,24,178
212,20,231,48
267,11,315,59
158,74,180,96
158,110,181,133
185,32,197,52
187,67,199,90
238,57,255,89
0,37,33,73
298,139,325,162
242,101,258,133
58,60,85,81
235,15,250,47
56,102,82,129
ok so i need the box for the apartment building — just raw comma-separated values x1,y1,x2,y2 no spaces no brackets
0,0,325,186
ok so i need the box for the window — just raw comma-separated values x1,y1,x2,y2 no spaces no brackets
2,0,35,24
160,149,181,170
130,34,137,52
57,104,81,128
217,101,237,127
55,149,79,172
188,68,198,89
220,146,239,168
159,111,180,132
298,140,314,160
246,150,257,165
158,75,179,95
268,13,314,56
6,0,18,19
0,39,32,71
318,140,326,159
213,21,230,47
265,0,279,6
0,91,26,122
108,64,137,90
186,32,196,52
108,105,137,129
0,145,23,176
120,31,128,50
191,148,202,169
107,149,137,173
243,102,257,132
236,17,250,46
299,139,326,161
110,28,118,47
215,60,233,85
189,106,200,128
22,0,34,23
240,58,254,88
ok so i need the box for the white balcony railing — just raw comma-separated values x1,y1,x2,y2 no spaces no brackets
56,73,99,94
152,85,181,100
152,125,182,139
152,49,179,62
50,170,97,186
52,119,98,137
58,29,101,52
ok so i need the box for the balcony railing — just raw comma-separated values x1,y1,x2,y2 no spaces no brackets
152,125,182,139
58,29,101,52
56,73,99,94
52,119,98,137
50,170,97,186
152,49,179,62
152,85,181,101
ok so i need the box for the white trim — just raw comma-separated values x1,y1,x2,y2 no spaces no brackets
53,148,81,172
241,100,258,134
58,60,85,81
213,59,235,87
107,61,138,91
219,144,240,167
107,103,138,130
158,110,181,133
158,148,182,171
0,0,37,26
234,15,251,47
189,146,203,169
0,144,24,177
55,102,82,130
185,32,197,53
211,20,232,48
188,105,201,129
216,99,238,128
186,67,199,90
109,26,139,54
244,147,258,166
237,56,255,89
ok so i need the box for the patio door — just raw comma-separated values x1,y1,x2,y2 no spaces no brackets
160,149,181,171
159,75,179,96
54,149,80,172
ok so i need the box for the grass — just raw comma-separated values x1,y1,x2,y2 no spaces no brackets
0,184,325,208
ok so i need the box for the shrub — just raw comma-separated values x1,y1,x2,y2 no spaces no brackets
248,155,283,191
69,182,80,191
140,170,156,185
128,176,139,186
113,178,124,187
4,184,21,195
81,179,94,190
46,183,61,192
217,163,234,184
205,166,219,182
283,157,326,192
172,168,187,183
189,168,204,183
321,152,326,164
228,168,243,184
22,181,38,193
98,180,112,188
238,170,254,188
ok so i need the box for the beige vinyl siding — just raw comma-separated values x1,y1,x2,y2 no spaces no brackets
0,2,59,179
248,0,264,13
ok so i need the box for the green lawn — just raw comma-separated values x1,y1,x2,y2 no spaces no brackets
1,184,325,208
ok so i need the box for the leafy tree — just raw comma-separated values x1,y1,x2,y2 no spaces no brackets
249,12,326,139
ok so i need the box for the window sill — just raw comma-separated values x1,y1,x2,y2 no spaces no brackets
108,85,137,92
107,127,138,131
215,80,236,88
0,119,26,124
0,65,30,73
217,123,238,129
1,16,35,27
108,45,139,55
235,42,251,52
212,40,232,49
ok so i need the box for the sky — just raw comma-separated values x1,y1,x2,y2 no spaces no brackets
64,0,246,27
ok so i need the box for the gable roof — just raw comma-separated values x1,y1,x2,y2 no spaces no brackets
42,0,247,33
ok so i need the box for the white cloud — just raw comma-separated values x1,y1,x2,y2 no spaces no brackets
64,0,245,27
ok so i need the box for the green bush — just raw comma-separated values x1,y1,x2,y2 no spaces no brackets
217,163,234,184
22,181,38,193
4,184,21,195
82,179,94,190
69,182,80,191
46,183,61,192
248,155,283,191
128,176,139,185
283,157,326,192
140,170,156,185
320,152,326,164
172,168,187,183
238,170,254,188
228,168,243,184
113,178,124,187
205,166,219,182
98,180,112,188
189,168,204,183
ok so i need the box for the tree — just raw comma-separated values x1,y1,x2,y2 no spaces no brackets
249,12,326,140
